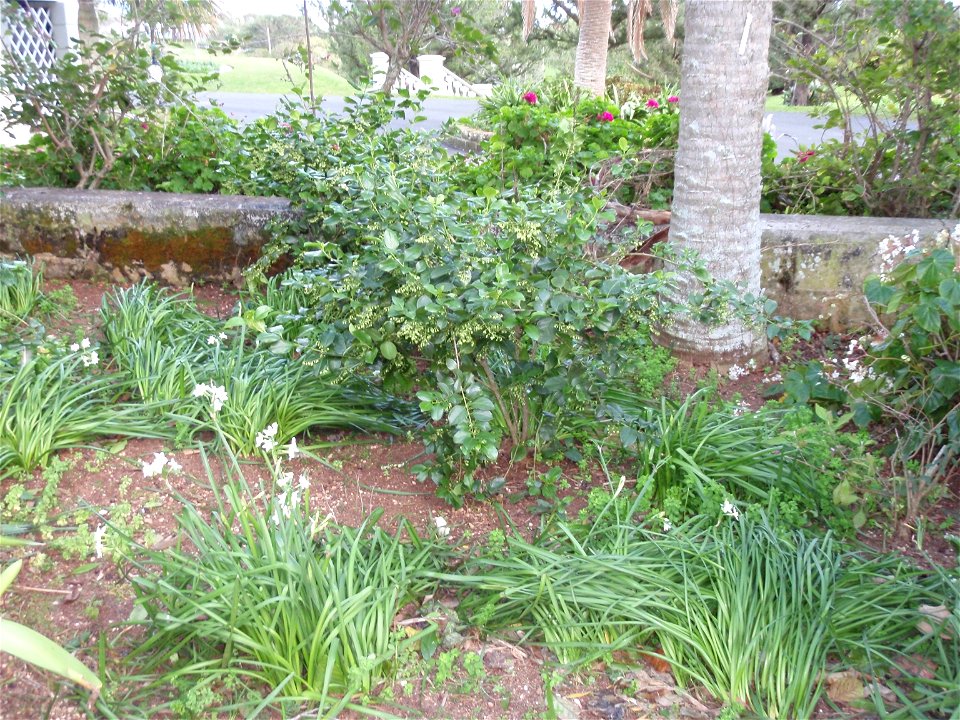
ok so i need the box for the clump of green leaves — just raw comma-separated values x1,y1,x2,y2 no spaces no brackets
0,260,42,330
853,235,960,533
121,448,445,716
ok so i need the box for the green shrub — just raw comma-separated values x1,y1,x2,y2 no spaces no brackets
852,231,960,529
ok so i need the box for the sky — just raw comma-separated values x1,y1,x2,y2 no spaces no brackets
223,0,319,20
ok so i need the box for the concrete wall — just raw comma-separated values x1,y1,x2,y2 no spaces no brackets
1,187,955,327
759,215,954,329
0,188,291,286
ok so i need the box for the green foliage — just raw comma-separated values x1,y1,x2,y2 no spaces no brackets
466,88,680,205
100,282,418,453
764,0,960,218
440,497,945,720
121,448,444,716
0,260,42,330
605,389,848,528
0,28,207,189
853,237,960,527
0,354,174,477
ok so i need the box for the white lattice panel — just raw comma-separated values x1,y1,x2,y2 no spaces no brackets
4,3,57,74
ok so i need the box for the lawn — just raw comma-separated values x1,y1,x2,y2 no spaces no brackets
174,47,354,95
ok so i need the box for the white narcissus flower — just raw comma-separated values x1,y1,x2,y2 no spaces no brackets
663,518,673,532
142,452,168,478
297,473,309,492
255,423,279,452
721,499,740,520
81,351,99,367
434,516,450,538
80,337,91,350
166,457,182,474
70,342,80,352
93,524,107,559
207,335,219,345
287,437,299,460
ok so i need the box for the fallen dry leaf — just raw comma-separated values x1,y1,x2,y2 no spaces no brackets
826,670,866,703
917,604,956,639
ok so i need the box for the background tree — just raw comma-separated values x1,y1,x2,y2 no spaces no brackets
323,0,491,93
658,0,774,364
573,0,612,94
77,0,100,42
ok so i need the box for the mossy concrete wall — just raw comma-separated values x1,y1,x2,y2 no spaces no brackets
0,188,290,286
1,187,954,328
759,215,954,329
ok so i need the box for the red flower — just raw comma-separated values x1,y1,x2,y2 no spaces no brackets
596,111,614,122
797,149,816,163
522,91,538,105
667,96,679,104
141,122,149,130
646,99,660,108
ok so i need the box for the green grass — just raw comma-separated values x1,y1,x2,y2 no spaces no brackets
765,94,818,114
174,48,353,96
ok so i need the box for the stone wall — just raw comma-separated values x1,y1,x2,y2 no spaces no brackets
759,215,953,329
1,187,954,327
0,188,290,286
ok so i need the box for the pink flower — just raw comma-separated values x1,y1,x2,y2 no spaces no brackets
451,6,461,16
140,122,149,130
646,99,660,108
522,91,538,105
797,149,816,163
596,111,614,122
667,96,679,103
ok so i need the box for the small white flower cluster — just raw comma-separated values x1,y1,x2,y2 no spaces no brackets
142,451,182,478
662,517,673,532
69,337,99,366
721,498,740,520
192,382,227,413
839,338,876,385
271,471,311,526
877,230,920,280
731,401,751,417
207,332,228,346
727,358,757,381
762,372,782,384
255,423,300,460
255,423,279,452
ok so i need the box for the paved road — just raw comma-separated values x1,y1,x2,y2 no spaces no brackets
200,91,869,159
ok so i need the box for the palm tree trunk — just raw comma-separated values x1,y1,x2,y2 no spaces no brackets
657,0,774,366
574,0,612,95
78,0,100,44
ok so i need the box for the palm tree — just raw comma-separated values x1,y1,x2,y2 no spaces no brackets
573,0,612,94
657,0,774,364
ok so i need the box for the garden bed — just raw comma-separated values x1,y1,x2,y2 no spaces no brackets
1,279,957,720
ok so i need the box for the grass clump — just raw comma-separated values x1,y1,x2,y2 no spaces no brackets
0,260,42,330
118,449,445,717
438,486,946,719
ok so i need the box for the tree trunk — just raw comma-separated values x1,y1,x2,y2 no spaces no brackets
78,0,100,44
789,30,814,106
574,0,612,95
657,0,774,366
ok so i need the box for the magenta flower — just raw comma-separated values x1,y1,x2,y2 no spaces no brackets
451,6,461,16
667,96,679,104
646,99,660,109
522,91,538,105
797,150,816,164
596,111,614,122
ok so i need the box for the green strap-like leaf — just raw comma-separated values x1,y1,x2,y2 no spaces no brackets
0,617,103,696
